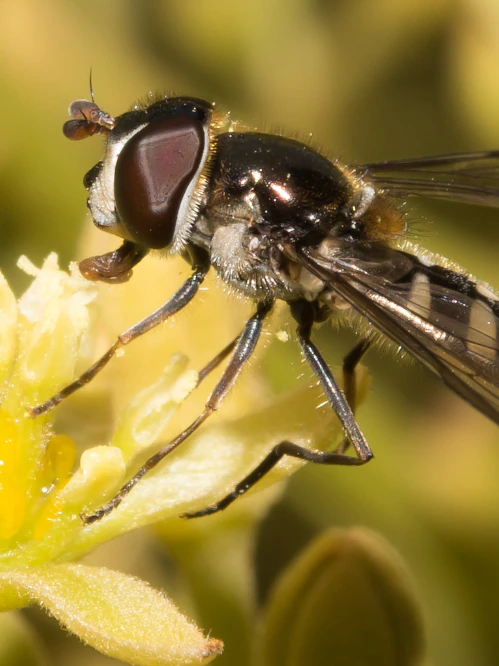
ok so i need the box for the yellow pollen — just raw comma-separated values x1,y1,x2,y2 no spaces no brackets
0,413,27,539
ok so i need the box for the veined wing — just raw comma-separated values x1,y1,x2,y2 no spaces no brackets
361,151,499,208
298,242,499,423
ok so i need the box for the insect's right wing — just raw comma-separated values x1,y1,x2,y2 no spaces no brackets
361,151,499,208
296,242,499,424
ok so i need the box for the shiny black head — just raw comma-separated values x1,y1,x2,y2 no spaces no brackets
66,96,213,252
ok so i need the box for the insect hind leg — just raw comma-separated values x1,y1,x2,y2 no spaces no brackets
184,441,367,518
335,338,372,455
184,300,373,519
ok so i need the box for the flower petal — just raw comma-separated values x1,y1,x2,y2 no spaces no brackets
1,562,223,666
0,271,18,394
68,376,343,556
112,353,198,459
256,528,424,666
16,254,98,406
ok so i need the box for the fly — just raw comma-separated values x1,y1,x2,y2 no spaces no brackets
31,93,499,522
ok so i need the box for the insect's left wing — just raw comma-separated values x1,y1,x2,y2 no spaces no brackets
297,243,499,424
361,151,499,208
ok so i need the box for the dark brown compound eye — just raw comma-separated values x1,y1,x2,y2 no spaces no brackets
114,115,206,249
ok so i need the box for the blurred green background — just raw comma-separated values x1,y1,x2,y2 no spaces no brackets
3,0,499,664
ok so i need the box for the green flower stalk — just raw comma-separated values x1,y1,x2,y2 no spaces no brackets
0,251,343,664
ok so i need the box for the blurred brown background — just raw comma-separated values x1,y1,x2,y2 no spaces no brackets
2,1,499,665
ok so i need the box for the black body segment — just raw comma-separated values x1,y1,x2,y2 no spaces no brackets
209,132,355,240
112,97,212,140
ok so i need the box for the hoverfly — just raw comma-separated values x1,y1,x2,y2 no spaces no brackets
31,93,499,522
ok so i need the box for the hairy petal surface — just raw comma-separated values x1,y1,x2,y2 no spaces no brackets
0,563,222,666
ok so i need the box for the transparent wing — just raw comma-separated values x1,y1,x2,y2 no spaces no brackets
297,242,499,423
360,150,499,207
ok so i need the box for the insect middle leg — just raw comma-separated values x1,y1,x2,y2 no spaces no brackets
81,301,273,524
184,300,373,518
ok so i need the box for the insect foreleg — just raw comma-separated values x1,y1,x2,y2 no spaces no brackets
29,257,210,417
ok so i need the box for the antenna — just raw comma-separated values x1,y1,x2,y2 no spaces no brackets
89,67,95,103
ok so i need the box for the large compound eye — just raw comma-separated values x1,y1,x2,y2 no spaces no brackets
114,115,205,249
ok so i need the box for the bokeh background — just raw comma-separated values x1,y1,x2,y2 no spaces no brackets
2,1,499,664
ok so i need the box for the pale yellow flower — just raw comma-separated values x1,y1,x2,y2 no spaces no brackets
0,254,221,665
0,251,340,664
